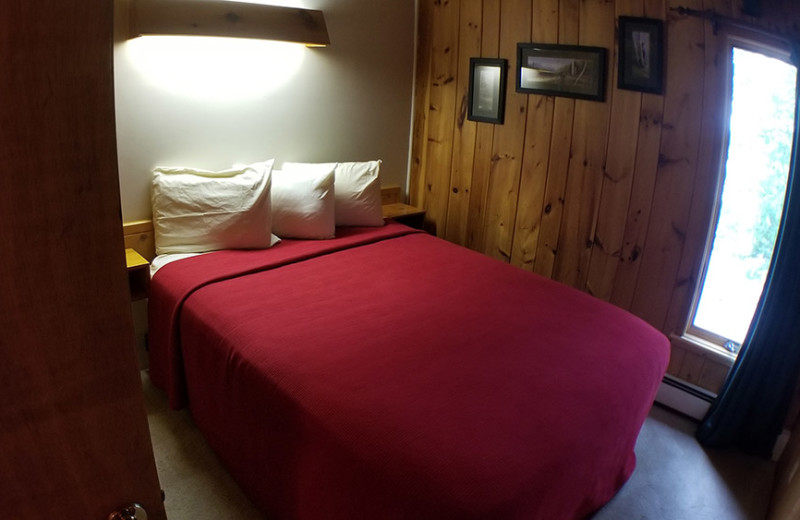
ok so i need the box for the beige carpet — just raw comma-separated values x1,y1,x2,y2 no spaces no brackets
143,370,775,519
142,371,265,519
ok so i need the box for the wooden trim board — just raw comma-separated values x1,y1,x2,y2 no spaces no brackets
128,0,330,46
123,219,156,262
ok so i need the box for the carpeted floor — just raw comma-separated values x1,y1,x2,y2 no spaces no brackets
142,371,264,519
593,405,775,519
142,371,776,519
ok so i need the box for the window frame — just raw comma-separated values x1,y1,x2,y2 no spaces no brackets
683,29,796,356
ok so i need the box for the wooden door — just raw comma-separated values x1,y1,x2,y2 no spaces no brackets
0,2,166,519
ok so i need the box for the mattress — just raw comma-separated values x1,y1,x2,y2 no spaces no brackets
148,221,669,519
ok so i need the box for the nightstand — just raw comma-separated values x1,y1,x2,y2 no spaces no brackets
382,202,426,230
126,248,149,301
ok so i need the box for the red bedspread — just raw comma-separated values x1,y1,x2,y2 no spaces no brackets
149,222,669,519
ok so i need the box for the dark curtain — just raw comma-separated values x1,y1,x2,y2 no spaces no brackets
696,55,800,457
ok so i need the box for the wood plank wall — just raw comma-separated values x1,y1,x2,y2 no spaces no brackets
411,0,800,394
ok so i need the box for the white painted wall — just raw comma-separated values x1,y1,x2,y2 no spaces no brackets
114,0,416,221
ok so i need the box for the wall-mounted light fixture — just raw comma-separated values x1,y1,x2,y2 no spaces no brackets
127,0,330,47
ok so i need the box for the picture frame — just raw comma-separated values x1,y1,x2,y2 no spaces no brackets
468,58,507,124
618,17,664,94
516,43,607,101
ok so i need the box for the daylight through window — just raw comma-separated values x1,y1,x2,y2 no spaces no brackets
689,42,797,354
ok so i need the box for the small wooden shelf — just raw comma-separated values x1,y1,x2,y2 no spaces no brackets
128,0,330,47
126,248,150,301
382,203,426,230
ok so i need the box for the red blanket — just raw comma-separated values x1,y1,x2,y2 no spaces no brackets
149,222,669,519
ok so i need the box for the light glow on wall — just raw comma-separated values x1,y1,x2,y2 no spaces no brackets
124,36,305,102
221,0,301,5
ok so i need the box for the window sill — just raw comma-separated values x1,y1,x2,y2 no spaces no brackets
670,333,737,367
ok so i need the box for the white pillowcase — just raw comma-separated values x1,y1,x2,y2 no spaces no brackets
152,160,279,255
282,161,383,226
271,167,336,239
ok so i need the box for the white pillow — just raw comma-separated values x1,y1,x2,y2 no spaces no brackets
282,161,383,226
152,160,278,255
271,167,336,239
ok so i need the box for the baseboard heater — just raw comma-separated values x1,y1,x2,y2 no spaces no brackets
655,375,715,421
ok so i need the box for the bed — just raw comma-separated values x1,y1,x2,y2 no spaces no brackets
147,216,669,519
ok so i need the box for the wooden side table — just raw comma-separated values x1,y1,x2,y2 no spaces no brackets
382,202,426,230
126,248,150,301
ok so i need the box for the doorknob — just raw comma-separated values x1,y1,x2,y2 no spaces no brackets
108,503,147,520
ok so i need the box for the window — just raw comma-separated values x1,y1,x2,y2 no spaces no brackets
687,36,797,356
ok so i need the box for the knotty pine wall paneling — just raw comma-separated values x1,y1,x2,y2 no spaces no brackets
411,0,800,394
443,0,482,246
466,2,501,252
662,0,734,339
608,2,666,310
481,0,532,262
627,0,705,332
508,0,557,271
532,0,579,279
422,0,460,237
552,0,615,289
410,1,434,212
584,0,644,301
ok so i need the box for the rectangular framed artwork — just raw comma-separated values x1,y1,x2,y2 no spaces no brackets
618,16,665,94
516,43,607,101
468,58,507,124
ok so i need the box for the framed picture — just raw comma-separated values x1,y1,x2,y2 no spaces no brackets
516,43,607,101
618,17,664,94
468,58,507,124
